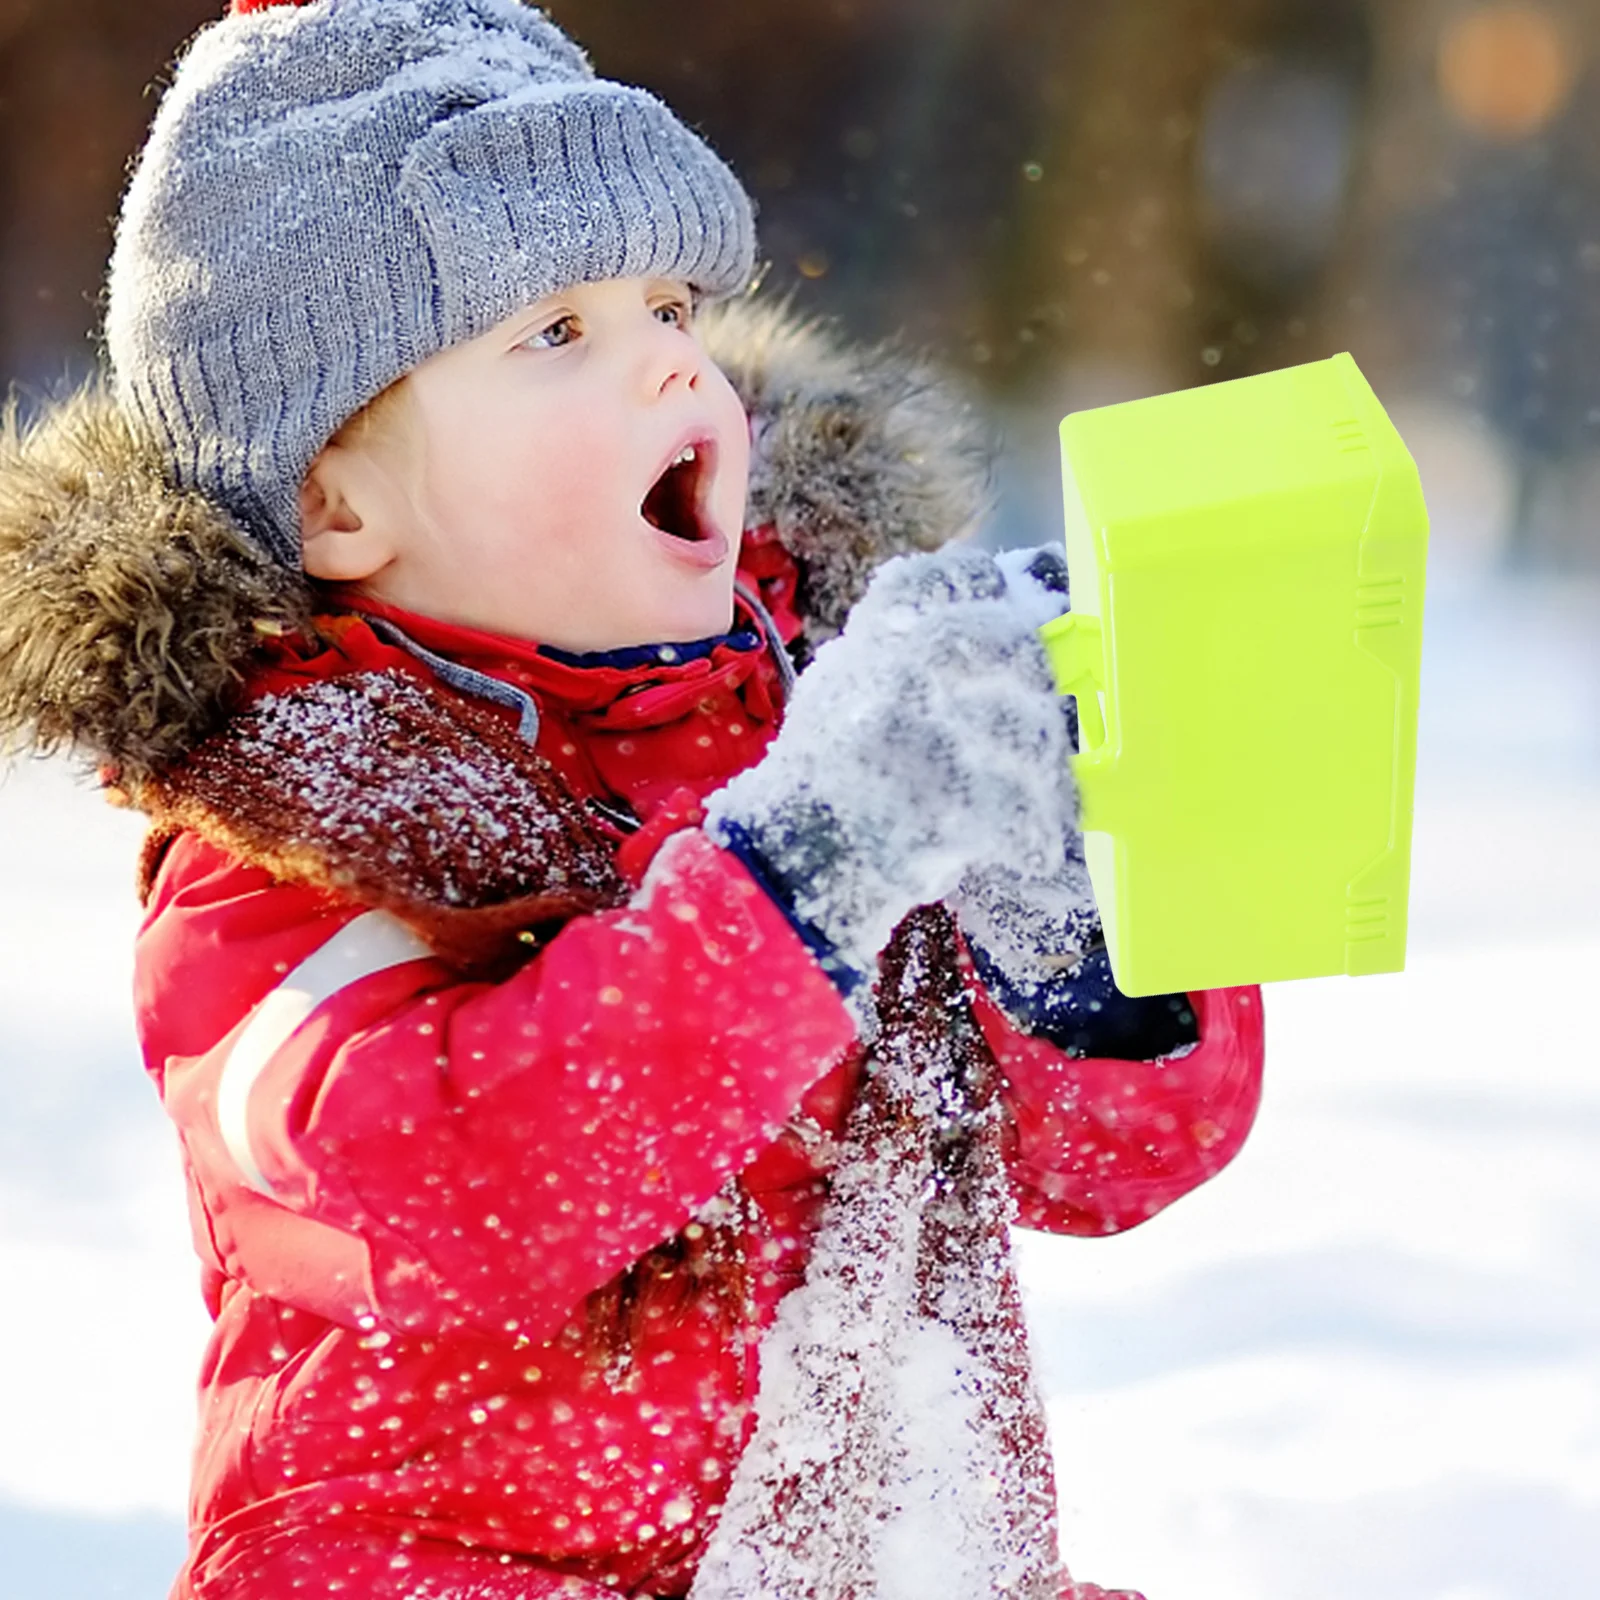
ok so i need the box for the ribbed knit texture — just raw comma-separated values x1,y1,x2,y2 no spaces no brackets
138,667,630,974
105,0,757,566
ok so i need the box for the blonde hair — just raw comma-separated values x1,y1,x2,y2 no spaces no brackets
333,375,418,454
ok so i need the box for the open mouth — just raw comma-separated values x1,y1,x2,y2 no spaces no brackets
641,439,715,543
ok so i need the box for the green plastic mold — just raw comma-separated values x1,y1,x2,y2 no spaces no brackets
1039,353,1429,997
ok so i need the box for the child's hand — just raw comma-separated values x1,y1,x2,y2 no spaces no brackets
938,541,1096,998
704,546,1077,979
951,850,1100,1000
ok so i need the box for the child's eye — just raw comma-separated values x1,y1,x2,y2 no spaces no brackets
523,315,579,350
653,297,693,330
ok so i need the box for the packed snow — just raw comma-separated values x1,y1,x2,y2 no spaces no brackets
0,563,1597,1599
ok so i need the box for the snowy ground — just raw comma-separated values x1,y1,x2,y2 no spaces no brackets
0,563,1596,1599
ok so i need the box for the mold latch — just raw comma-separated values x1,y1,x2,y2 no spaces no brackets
1038,611,1107,752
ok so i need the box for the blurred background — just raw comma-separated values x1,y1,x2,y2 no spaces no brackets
0,2,1596,1597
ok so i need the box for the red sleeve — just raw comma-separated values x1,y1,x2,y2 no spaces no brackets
967,970,1264,1236
135,829,855,1342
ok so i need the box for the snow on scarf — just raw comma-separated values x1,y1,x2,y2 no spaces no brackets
691,907,1065,1600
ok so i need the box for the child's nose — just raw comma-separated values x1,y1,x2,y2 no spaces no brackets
639,319,701,399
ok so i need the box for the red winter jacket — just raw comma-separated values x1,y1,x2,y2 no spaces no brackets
134,551,1264,1599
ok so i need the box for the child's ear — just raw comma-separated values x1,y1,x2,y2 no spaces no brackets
299,444,399,582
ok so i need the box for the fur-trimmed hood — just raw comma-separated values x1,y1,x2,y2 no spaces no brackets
0,297,990,792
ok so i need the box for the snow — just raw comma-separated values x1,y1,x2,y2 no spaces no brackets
0,761,204,1592
875,1317,1006,1597
1026,939,1600,1599
1,564,1597,1598
222,671,587,903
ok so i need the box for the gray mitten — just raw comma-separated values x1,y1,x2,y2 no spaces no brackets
953,544,1200,1064
949,541,1101,998
951,850,1100,1000
703,545,1077,979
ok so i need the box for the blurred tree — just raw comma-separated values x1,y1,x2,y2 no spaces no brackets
1321,0,1600,567
989,0,1374,406
544,0,1080,364
0,0,216,387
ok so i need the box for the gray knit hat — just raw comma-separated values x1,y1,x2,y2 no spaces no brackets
104,0,758,567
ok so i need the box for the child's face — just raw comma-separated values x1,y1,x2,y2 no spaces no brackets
299,277,751,651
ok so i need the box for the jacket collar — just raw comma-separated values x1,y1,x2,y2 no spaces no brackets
357,594,778,734
244,536,801,750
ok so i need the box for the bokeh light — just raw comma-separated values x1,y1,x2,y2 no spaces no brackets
1438,4,1578,141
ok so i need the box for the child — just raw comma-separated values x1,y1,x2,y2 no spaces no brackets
0,2,1264,1597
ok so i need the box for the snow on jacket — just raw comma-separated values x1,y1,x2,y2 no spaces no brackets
0,300,1263,1599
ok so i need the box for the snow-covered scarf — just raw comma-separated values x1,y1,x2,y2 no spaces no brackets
691,906,1062,1600
134,666,1068,1600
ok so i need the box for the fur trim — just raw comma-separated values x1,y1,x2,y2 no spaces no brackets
0,301,990,781
0,386,311,786
702,297,993,651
